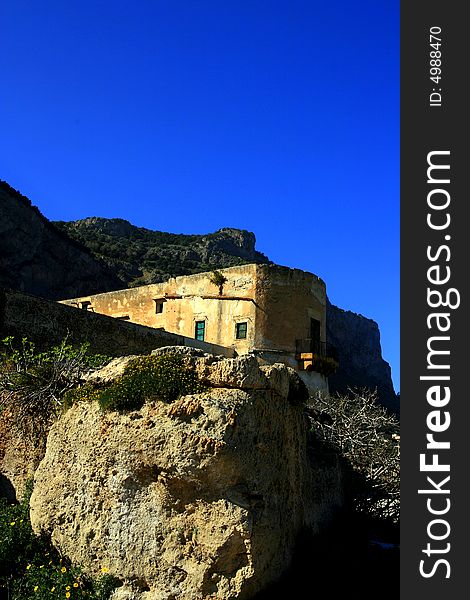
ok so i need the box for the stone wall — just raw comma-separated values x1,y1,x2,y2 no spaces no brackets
59,263,327,368
0,288,234,358
60,264,259,355
254,265,326,353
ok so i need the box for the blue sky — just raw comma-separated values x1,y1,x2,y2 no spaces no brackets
0,1,399,390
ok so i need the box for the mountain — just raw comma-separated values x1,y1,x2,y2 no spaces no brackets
326,301,398,414
54,217,270,287
0,182,122,299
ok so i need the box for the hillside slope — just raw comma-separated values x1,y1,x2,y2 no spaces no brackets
55,217,270,287
0,182,122,299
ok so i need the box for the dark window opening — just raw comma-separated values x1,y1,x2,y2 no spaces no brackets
195,321,205,341
80,301,92,310
309,318,321,354
155,299,165,314
236,322,247,339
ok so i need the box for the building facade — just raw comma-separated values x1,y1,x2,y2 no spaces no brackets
60,263,337,391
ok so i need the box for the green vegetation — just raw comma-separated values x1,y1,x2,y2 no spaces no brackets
307,389,400,522
0,483,120,600
1,338,206,421
66,354,207,413
54,219,267,287
0,346,206,597
0,337,110,440
209,270,228,295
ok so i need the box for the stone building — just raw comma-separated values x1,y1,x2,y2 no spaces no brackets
60,263,338,391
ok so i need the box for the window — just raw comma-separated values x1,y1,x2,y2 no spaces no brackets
80,301,92,310
195,321,205,341
235,322,247,340
155,300,165,314
310,318,321,354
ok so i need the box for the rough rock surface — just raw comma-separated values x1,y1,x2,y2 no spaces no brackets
0,403,44,502
326,300,398,414
55,218,270,287
0,181,122,299
30,353,344,600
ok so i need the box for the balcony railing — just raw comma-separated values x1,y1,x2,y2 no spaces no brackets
295,339,339,361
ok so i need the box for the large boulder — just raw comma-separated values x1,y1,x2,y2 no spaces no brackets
29,354,345,599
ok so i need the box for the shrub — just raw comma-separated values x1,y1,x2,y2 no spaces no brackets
209,270,227,295
0,337,110,440
0,483,120,600
307,389,400,522
62,383,103,410
96,354,206,412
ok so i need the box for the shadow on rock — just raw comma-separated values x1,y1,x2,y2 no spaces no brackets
251,512,399,600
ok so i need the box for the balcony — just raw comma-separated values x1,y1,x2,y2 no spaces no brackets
295,339,339,375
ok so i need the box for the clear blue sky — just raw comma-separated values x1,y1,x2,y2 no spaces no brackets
0,1,399,391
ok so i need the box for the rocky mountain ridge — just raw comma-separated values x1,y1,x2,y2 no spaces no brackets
0,182,122,299
326,301,397,414
55,217,270,287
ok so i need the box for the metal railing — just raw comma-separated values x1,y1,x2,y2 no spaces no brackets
295,339,339,361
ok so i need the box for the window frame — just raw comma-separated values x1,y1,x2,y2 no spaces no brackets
154,299,165,314
235,321,248,340
195,320,206,341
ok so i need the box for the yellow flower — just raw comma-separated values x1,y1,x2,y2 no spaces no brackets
51,588,55,592
34,586,38,592
61,566,67,573
10,521,15,526
101,566,109,573
73,583,79,588
66,586,71,590
66,593,71,599
26,564,31,570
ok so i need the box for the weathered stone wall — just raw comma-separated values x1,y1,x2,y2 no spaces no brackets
254,265,326,353
0,288,234,358
59,264,327,368
61,265,259,356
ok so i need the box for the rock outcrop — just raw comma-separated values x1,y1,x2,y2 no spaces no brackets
0,181,122,299
55,218,270,287
326,300,398,414
29,351,345,600
0,404,45,502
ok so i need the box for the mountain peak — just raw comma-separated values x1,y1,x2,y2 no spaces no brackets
54,217,270,287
